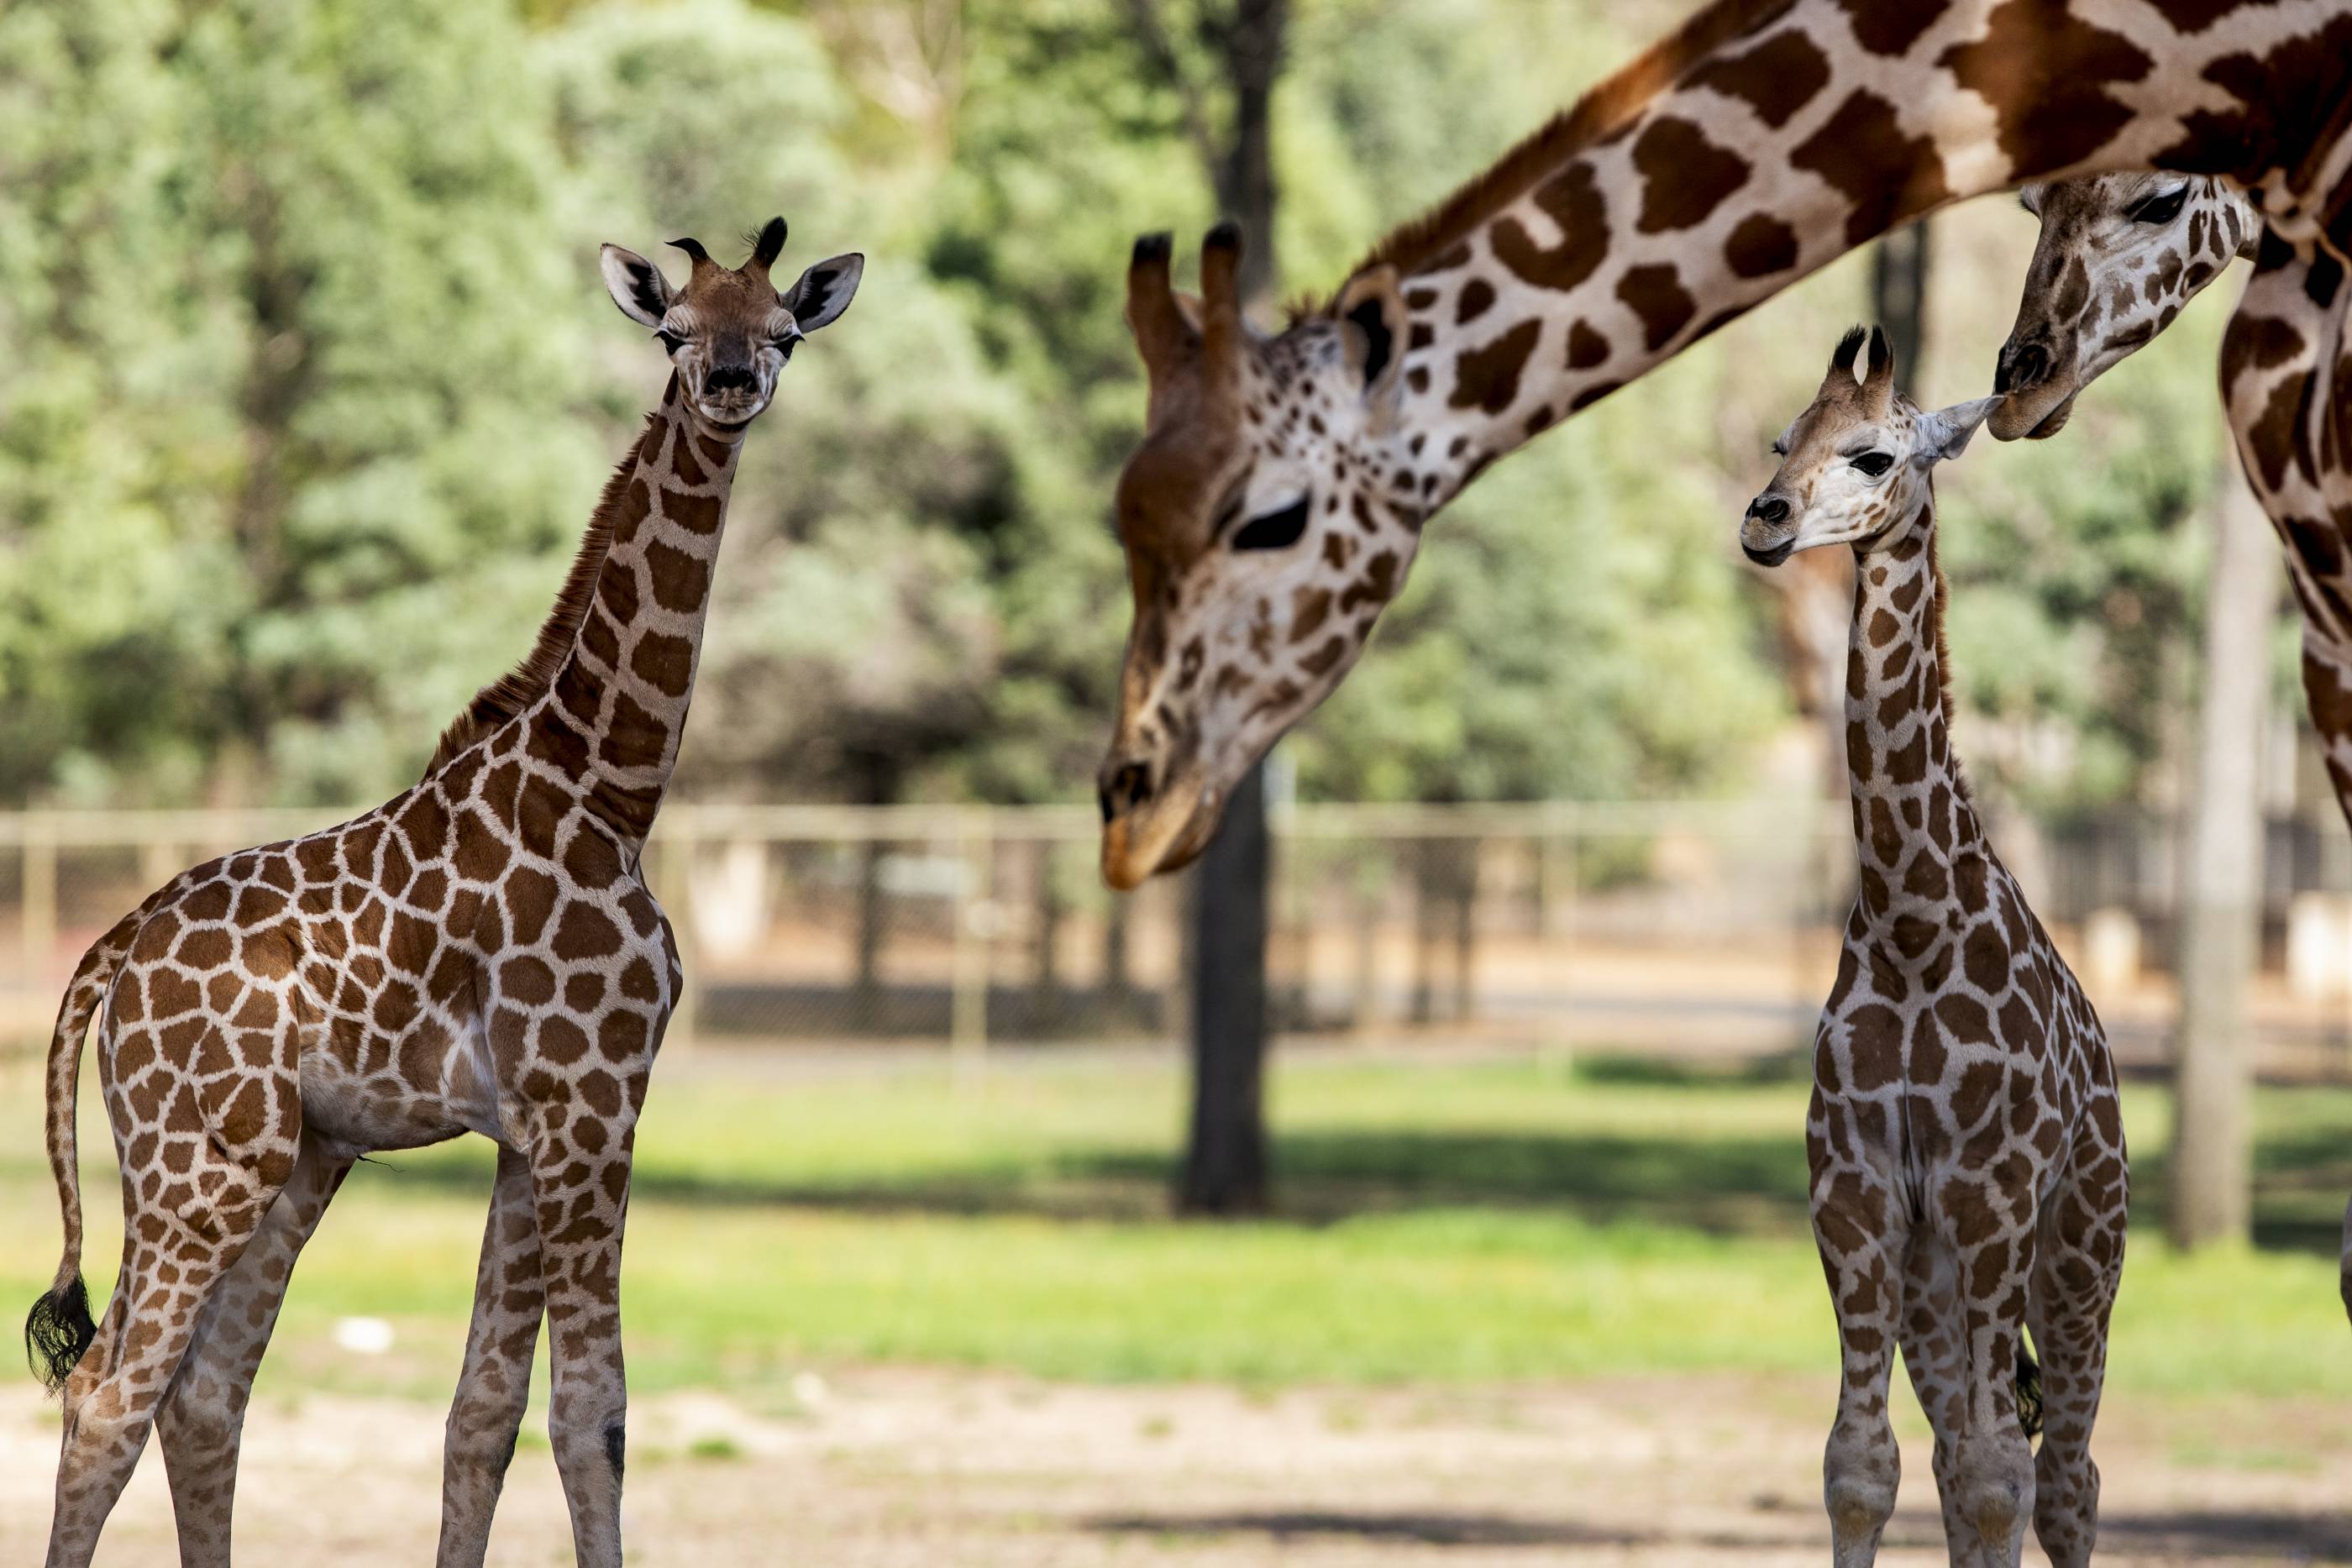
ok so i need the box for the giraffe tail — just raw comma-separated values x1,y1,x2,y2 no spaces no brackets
23,904,145,1396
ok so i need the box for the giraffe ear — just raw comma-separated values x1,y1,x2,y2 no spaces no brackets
1332,265,1406,410
781,252,864,334
1917,396,2002,465
601,244,675,330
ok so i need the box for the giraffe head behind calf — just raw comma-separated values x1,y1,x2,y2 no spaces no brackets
1740,325,1998,569
1096,223,1417,888
1989,172,2257,441
600,215,864,429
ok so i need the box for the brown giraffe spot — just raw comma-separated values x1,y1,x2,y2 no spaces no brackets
1908,1011,1947,1083
1940,2,2152,174
1289,587,1332,643
614,478,654,544
1456,279,1496,323
1835,0,1946,57
1789,90,1953,246
1299,636,1348,677
507,866,559,945
580,611,622,673
644,540,711,613
1891,914,1940,960
599,1008,651,1062
1686,28,1830,129
1449,319,1542,415
1491,161,1608,293
517,774,572,852
1631,118,1751,233
1724,213,1799,279
1845,1004,1902,1091
500,955,557,1007
630,631,696,697
1340,553,1400,616
538,1015,593,1067
1614,265,1693,351
663,488,722,534
1566,320,1610,370
554,901,625,962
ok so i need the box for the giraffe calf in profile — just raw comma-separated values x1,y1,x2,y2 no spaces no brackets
1741,328,2129,1568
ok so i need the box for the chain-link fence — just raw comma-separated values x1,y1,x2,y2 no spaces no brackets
6,802,2352,1075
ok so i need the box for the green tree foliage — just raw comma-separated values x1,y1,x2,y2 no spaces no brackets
0,0,2251,821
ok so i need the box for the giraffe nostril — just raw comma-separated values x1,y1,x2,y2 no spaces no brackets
1100,761,1154,822
1996,342,2050,395
1748,496,1789,526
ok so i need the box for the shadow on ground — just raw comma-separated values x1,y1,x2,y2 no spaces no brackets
1085,1504,2352,1558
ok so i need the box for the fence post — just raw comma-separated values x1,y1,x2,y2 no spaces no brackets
656,811,699,1055
22,813,57,997
951,810,993,1087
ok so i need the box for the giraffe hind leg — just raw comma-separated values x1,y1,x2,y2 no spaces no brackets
1893,1232,1979,1565
45,1151,290,1567
155,1130,354,1568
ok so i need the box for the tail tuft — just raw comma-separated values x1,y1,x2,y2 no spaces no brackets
2013,1337,2044,1442
25,1276,96,1397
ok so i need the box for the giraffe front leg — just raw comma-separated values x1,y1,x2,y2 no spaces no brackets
438,1144,548,1568
155,1131,355,1568
1813,1158,1907,1567
527,1117,638,1568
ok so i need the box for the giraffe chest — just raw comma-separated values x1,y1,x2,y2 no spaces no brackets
1812,875,2108,1196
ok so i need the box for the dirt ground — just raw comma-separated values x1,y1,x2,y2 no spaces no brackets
8,1371,2352,1565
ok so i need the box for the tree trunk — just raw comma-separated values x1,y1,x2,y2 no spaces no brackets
1032,845,1064,1030
853,838,886,1031
1451,842,1480,1022
2169,462,2278,1249
1872,219,1933,398
1180,762,1271,1213
1101,894,1133,1017
1410,842,1440,1026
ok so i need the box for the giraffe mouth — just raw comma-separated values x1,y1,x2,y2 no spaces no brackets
1987,382,2077,442
1100,782,1220,889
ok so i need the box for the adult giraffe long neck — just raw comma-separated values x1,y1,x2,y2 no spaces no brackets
1359,0,2313,510
513,376,742,862
1842,514,1984,962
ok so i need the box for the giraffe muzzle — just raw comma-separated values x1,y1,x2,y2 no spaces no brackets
1741,496,1796,566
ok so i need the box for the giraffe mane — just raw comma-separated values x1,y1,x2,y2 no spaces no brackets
1925,523,1972,805
422,417,656,778
1328,0,1800,301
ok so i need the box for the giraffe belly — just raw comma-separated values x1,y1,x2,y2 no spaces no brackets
299,1018,503,1153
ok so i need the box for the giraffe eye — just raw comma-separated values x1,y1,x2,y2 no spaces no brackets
654,329,686,354
2125,186,2188,225
1231,496,1312,551
1850,452,1893,477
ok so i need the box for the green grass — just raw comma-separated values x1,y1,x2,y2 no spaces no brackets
4,1047,2349,1404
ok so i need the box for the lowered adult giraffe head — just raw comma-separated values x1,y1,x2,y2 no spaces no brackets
1988,172,2257,441
1095,223,1417,888
1740,326,1998,565
599,216,864,430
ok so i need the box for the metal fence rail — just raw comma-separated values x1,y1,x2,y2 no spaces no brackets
5,801,2351,1078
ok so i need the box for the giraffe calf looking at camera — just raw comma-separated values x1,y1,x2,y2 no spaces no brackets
1741,328,2129,1568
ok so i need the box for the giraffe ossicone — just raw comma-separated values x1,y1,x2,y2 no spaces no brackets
25,216,859,1568
1748,326,2129,1568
